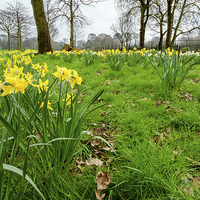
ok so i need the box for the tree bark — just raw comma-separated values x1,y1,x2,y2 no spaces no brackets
31,0,53,54
140,7,145,49
165,0,173,49
170,0,186,48
158,16,165,50
70,0,74,47
139,0,151,49
8,31,11,51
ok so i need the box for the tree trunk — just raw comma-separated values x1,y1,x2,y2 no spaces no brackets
31,0,53,54
8,31,11,51
140,7,145,49
70,0,74,47
17,28,21,51
165,0,173,49
139,0,150,49
170,0,186,48
17,12,20,50
158,19,164,50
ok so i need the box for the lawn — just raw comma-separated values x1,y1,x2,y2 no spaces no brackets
0,48,200,199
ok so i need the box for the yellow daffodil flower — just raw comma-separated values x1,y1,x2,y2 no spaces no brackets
68,70,83,89
63,93,74,105
32,79,49,93
52,66,72,81
40,101,53,110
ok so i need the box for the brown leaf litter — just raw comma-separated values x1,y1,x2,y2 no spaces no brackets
94,171,112,200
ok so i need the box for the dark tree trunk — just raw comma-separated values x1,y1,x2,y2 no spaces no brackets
17,12,21,50
140,4,145,49
31,0,53,54
139,0,150,49
70,0,74,47
158,36,163,50
8,31,11,51
165,0,173,49
158,20,164,50
140,22,146,49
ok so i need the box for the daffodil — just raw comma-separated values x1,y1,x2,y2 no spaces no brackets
32,63,40,70
1,76,28,96
52,66,72,81
40,101,53,110
9,65,24,77
68,70,83,89
24,72,33,85
122,47,127,54
63,93,74,105
32,79,49,93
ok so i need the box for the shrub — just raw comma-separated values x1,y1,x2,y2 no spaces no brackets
182,47,191,53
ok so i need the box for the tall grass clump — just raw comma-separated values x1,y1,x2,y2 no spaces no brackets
149,49,197,95
82,50,100,66
61,51,76,63
105,49,126,71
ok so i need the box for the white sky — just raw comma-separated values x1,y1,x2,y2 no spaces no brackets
0,0,120,42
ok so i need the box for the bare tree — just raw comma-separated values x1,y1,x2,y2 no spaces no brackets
0,9,15,51
165,0,200,49
31,0,53,54
56,0,102,47
117,0,152,49
149,0,167,50
44,0,59,39
73,21,85,48
7,0,34,50
111,15,136,48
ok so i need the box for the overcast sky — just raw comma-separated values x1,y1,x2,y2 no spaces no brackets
0,0,119,42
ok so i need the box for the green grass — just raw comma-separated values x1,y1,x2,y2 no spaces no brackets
0,49,200,199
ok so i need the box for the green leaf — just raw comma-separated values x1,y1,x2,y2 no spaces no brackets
2,164,45,199
0,116,25,150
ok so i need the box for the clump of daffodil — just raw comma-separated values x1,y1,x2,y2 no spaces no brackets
23,55,32,65
4,59,12,68
52,66,72,81
69,70,83,88
52,66,82,88
8,65,24,77
122,47,127,54
0,76,28,96
1,62,32,96
32,79,49,93
31,62,48,77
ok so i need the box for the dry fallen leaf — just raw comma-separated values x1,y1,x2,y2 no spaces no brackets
94,189,105,200
186,157,200,165
95,171,113,190
107,158,113,163
86,131,94,136
102,147,111,151
91,140,101,147
85,157,103,167
94,171,113,199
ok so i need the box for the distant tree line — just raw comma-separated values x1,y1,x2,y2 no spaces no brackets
1,0,200,53
0,34,64,50
0,0,34,51
115,0,200,50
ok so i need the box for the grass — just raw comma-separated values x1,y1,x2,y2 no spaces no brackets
0,49,200,199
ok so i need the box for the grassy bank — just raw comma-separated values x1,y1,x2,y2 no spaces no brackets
0,49,200,199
